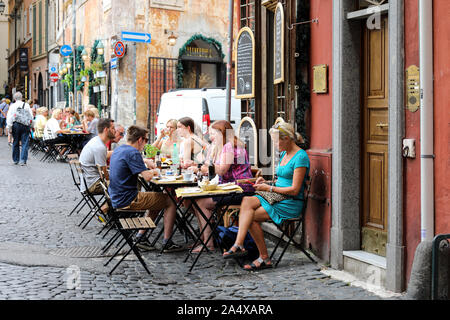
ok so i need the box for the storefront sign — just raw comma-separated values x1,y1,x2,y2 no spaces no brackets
274,2,285,84
19,48,28,71
235,27,255,99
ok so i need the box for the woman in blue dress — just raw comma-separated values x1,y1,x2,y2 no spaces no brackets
223,120,310,270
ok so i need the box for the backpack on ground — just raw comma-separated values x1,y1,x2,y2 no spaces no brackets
217,225,259,261
14,102,33,127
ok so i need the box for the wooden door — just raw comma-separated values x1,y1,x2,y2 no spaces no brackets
361,16,389,257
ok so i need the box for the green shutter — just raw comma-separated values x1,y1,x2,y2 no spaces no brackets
39,1,42,55
33,6,36,56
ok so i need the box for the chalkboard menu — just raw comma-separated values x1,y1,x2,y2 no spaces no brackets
235,27,255,99
274,3,284,84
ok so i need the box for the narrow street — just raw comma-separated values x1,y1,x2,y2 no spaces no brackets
0,136,402,301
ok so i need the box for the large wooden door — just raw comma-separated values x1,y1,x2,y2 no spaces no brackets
361,16,389,257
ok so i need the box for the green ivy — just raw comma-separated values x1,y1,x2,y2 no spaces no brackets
176,34,225,88
295,0,311,150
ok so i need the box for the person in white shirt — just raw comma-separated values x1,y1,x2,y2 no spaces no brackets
6,92,34,166
43,108,70,159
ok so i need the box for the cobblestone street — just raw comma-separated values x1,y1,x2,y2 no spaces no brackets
0,136,404,301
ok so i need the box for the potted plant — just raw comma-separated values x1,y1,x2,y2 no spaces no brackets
79,69,90,82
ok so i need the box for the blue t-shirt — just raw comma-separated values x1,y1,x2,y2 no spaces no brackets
0,103,8,119
108,144,148,208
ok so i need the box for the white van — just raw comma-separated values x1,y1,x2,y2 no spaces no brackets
155,88,241,138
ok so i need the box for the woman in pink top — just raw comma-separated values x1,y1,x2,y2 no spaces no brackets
190,120,254,253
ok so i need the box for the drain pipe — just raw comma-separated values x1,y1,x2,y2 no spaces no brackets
419,0,434,242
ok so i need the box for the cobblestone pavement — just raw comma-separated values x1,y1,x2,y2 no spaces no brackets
0,136,403,300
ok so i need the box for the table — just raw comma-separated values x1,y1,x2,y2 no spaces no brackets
146,177,199,252
175,185,244,271
62,131,90,154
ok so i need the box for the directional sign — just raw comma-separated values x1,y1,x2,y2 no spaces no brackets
49,73,59,82
49,64,58,73
114,41,126,58
60,45,73,56
111,57,118,70
121,31,151,43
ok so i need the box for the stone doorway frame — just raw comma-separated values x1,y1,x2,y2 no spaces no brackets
330,0,405,293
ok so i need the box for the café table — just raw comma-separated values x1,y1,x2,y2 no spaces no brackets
62,131,90,155
175,184,244,272
146,176,199,252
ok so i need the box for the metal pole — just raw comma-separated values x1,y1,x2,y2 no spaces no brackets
72,0,77,112
133,43,137,124
225,0,234,122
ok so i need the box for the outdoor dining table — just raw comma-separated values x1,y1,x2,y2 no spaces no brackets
175,184,244,272
145,176,200,252
62,131,90,154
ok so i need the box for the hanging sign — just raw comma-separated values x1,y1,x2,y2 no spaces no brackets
235,27,255,99
19,48,29,71
274,3,285,84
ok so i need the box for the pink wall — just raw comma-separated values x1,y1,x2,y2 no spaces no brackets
304,0,333,262
403,0,421,287
403,0,450,287
433,0,450,235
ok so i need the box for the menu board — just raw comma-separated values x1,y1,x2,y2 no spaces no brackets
274,3,284,84
235,27,255,99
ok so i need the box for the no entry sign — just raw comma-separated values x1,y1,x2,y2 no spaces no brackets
50,73,59,82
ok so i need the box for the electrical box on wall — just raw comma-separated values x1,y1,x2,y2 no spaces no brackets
403,139,416,159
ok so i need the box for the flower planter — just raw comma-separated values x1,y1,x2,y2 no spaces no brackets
93,86,100,93
81,76,87,82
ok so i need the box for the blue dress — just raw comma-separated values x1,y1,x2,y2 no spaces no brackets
255,149,310,225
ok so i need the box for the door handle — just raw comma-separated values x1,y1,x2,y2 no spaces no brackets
376,123,389,129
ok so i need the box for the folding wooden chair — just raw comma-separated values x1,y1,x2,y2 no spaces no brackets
268,175,316,267
73,161,107,229
67,155,92,217
98,181,156,275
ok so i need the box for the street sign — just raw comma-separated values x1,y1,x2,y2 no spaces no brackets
50,73,59,82
111,57,118,70
121,31,151,43
114,41,126,58
49,64,58,73
60,45,73,56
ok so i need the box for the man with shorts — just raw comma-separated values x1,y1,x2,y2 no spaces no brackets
79,118,115,195
108,125,183,252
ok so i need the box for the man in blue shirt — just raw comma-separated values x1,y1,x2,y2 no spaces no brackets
108,125,183,253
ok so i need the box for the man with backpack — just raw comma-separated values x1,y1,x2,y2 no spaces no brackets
6,92,34,166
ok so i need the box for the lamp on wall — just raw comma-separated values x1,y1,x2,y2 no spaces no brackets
96,41,104,56
81,48,88,61
65,57,72,69
164,29,178,46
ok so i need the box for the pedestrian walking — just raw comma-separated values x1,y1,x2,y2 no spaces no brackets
6,92,34,166
0,98,9,137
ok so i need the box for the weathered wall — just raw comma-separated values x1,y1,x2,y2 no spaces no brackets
304,0,333,262
404,0,450,288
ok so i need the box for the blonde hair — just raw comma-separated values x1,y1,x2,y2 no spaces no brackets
166,119,178,128
269,119,304,144
37,107,48,115
52,108,63,119
88,106,99,118
84,110,95,118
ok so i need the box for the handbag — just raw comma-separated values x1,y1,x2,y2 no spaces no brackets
13,102,33,127
255,190,290,205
